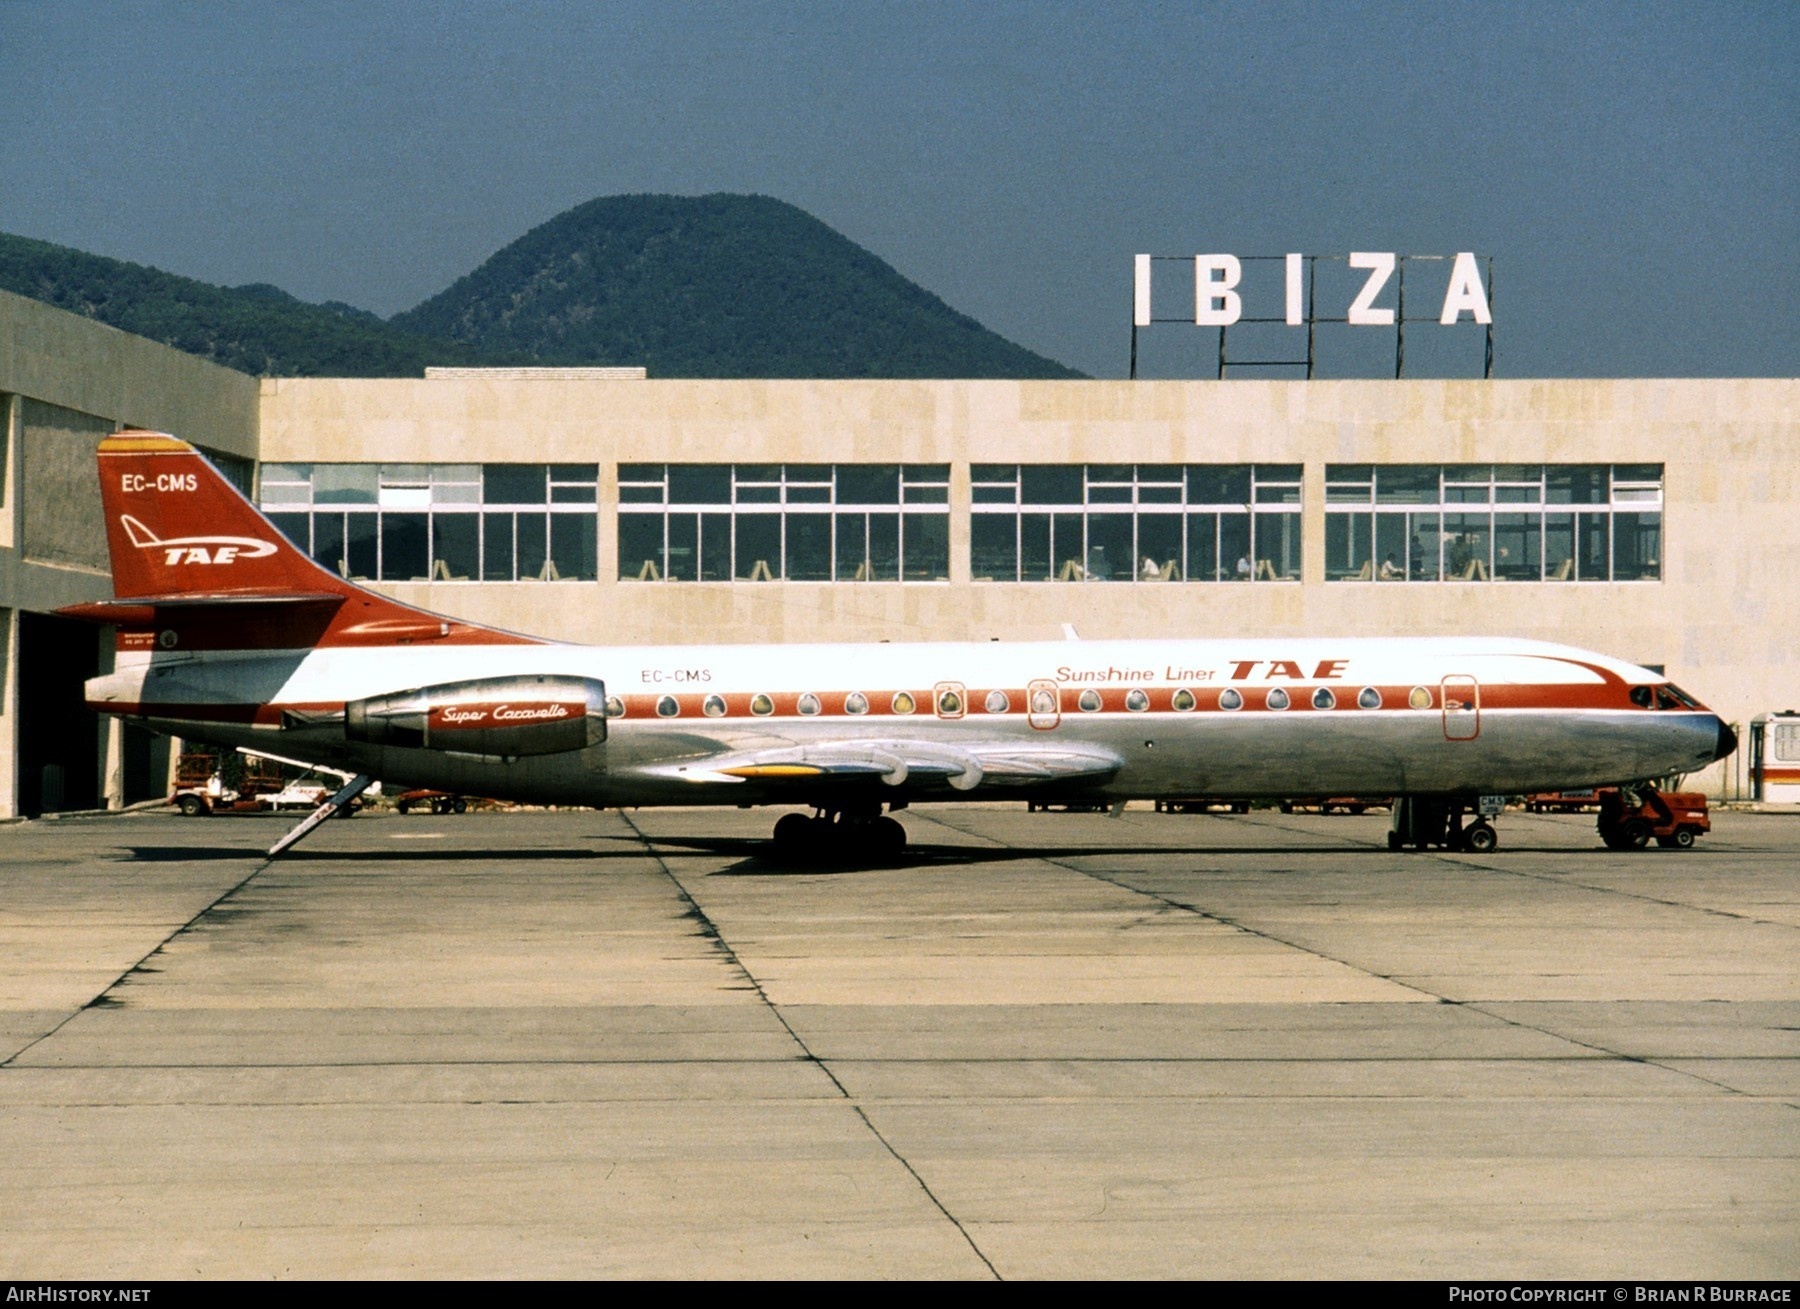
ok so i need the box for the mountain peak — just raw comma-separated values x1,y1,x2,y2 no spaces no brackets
391,193,1081,379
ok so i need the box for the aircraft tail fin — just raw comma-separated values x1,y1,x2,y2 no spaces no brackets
97,433,344,600
68,432,537,650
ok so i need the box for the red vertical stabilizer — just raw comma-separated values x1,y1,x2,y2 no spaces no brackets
60,432,538,650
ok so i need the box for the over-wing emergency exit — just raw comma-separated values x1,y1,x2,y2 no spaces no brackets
64,434,1737,857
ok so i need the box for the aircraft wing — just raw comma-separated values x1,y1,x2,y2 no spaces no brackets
658,739,1122,792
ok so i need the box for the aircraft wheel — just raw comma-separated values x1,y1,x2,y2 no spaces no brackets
1463,821,1498,853
396,799,412,815
1620,818,1652,850
1386,830,1404,851
772,812,813,853
176,794,208,818
452,798,468,814
1672,827,1696,849
870,814,907,854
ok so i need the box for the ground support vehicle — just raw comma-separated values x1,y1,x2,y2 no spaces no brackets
1276,797,1392,815
1155,799,1252,814
1524,789,1600,812
395,790,472,815
1596,787,1711,850
171,751,362,817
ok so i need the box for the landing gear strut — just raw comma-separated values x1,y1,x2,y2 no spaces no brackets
1388,796,1500,853
771,804,907,859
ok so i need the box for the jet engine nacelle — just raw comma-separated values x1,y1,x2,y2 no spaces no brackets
345,674,607,757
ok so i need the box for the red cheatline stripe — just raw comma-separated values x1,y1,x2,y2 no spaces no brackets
98,682,1703,728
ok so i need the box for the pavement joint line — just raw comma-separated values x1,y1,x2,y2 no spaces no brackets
917,808,1787,1104
618,809,1003,1281
0,849,281,1069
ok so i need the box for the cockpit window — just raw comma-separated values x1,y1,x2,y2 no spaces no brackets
1660,683,1702,709
1630,686,1654,708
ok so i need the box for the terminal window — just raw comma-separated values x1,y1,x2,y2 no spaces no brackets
257,463,598,582
617,464,950,582
1323,464,1662,583
970,464,1301,582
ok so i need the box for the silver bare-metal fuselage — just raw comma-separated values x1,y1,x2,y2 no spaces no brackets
92,636,1734,808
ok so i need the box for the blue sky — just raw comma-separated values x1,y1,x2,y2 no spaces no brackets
1,0,1793,378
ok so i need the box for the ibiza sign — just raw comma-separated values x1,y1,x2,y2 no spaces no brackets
1128,252,1496,379
1134,252,1491,327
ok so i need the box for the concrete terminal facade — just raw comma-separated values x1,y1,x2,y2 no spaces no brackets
3,287,1795,815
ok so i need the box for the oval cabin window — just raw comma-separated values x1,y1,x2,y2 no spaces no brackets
1219,688,1244,711
845,692,869,715
1408,686,1433,710
1358,687,1382,710
750,693,775,716
605,696,626,718
1171,688,1196,712
1266,688,1290,711
798,693,822,716
1125,689,1150,712
892,691,916,715
656,695,680,717
1078,689,1103,713
985,690,1010,714
1312,687,1336,710
702,694,727,717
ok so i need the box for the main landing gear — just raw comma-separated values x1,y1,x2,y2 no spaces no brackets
1387,796,1499,853
771,804,908,860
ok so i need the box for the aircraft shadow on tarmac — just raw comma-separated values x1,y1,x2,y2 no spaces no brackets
119,836,1624,871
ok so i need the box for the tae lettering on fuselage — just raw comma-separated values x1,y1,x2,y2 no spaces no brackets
1228,659,1349,680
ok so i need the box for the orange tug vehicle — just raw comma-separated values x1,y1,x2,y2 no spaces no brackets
1596,786,1711,850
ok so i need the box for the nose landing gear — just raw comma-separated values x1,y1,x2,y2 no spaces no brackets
1388,796,1500,852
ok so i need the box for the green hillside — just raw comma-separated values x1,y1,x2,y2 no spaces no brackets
0,232,498,377
391,194,1082,378
1,195,1082,379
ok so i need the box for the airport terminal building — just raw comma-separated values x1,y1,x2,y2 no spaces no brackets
1,287,1794,815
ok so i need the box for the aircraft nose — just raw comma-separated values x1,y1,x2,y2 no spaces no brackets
1713,718,1739,762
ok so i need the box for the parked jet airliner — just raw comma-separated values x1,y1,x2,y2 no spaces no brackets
66,433,1737,856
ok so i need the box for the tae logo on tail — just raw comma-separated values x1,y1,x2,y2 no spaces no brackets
120,514,278,566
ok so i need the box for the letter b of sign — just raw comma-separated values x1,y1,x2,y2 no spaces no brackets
1194,255,1242,326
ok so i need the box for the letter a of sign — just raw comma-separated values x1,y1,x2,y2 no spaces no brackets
1347,253,1396,325
1439,252,1493,324
1194,255,1242,326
